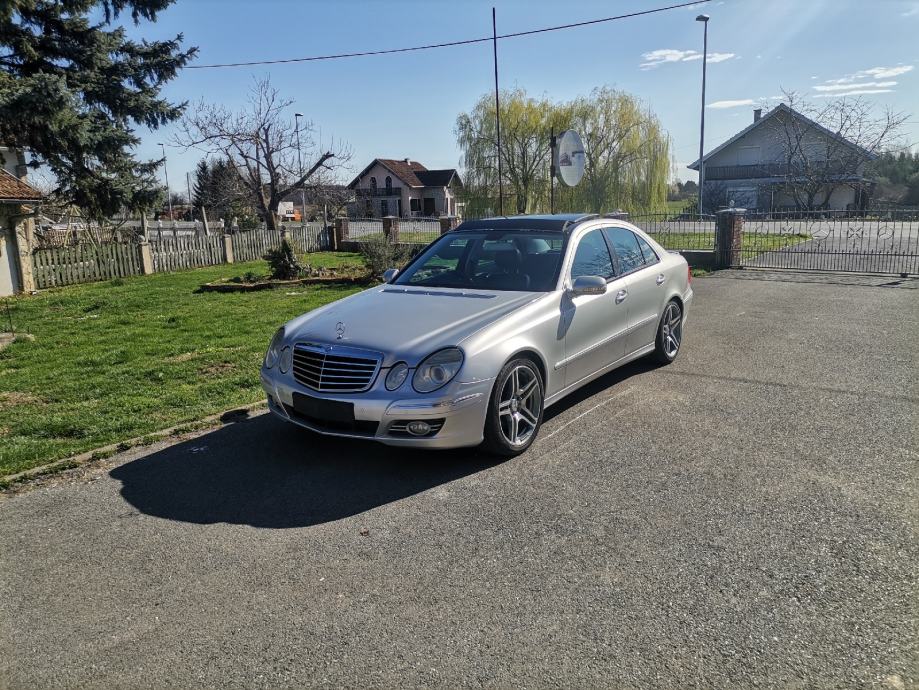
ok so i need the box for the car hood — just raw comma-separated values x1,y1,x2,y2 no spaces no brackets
285,285,538,365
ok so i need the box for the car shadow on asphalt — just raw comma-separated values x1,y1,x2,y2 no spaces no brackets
110,359,656,529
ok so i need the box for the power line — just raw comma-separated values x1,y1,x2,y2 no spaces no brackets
187,0,710,70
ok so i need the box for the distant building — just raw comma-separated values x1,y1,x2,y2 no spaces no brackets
347,158,463,218
688,103,876,212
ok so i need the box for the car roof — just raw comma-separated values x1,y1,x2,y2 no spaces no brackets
454,214,604,233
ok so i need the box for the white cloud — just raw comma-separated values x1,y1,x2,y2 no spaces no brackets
824,65,914,84
640,48,736,70
813,80,897,92
815,89,894,98
902,3,919,16
707,99,755,109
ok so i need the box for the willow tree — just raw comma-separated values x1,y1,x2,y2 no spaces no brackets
456,87,670,216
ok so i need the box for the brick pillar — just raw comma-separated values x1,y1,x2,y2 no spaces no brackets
333,217,349,251
715,208,745,269
439,216,458,235
222,234,234,264
382,216,400,243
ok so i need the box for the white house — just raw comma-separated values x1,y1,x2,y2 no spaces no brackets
347,158,463,218
688,104,875,212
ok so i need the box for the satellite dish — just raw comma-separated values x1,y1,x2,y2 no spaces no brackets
554,130,586,187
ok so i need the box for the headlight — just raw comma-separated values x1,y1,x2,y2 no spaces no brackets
385,362,409,390
279,346,292,373
412,348,463,393
264,328,284,369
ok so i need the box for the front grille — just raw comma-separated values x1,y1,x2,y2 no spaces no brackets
292,344,381,393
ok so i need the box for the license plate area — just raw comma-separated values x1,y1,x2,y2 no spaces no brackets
292,393,355,423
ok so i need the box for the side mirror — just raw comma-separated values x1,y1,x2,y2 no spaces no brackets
569,275,607,297
382,268,399,283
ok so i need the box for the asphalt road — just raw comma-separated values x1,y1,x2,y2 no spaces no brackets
2,271,917,689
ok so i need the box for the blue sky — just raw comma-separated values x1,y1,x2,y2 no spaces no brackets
125,0,919,191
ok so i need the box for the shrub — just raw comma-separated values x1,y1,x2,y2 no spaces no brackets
358,236,412,279
263,239,302,280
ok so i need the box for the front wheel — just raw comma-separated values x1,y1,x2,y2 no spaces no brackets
482,358,544,457
652,299,683,365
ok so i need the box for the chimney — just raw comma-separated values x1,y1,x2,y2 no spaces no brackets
753,108,762,123
404,158,411,164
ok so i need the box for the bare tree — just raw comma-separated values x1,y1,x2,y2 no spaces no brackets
175,77,350,232
766,92,907,211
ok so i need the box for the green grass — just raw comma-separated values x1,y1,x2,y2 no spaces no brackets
0,252,366,477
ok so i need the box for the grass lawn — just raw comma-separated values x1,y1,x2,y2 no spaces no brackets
0,252,366,478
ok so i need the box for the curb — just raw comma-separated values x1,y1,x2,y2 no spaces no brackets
0,400,268,490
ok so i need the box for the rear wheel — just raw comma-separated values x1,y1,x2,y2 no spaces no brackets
652,300,683,365
482,358,544,456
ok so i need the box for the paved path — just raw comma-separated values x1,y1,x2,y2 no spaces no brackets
2,273,917,689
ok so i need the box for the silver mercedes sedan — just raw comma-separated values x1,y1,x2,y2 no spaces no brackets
261,214,693,456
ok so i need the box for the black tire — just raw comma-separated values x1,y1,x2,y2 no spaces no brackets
652,299,684,365
482,357,544,457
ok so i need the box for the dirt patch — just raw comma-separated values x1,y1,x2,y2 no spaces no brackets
167,351,197,363
0,332,34,350
0,391,44,410
200,362,236,376
197,275,370,293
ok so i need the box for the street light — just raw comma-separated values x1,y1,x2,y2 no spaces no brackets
696,14,709,216
294,113,306,224
158,142,173,218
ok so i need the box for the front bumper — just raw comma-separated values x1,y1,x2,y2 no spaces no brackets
260,368,494,449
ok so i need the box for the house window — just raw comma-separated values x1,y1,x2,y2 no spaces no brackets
410,198,420,214
365,199,372,216
385,176,392,194
381,199,389,216
369,176,377,191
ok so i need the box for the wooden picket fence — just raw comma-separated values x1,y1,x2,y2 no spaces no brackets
150,235,225,273
31,243,143,289
29,224,333,290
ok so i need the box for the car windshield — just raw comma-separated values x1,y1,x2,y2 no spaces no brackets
393,231,565,291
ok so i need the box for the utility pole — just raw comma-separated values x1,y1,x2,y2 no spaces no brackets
492,7,504,216
295,113,307,224
696,14,709,215
186,171,193,222
159,142,172,218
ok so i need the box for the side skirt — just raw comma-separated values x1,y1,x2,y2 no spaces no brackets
544,343,655,409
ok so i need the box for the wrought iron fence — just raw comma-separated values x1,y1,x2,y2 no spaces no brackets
629,213,717,251
739,210,919,275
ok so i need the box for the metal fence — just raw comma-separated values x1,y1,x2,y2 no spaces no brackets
630,213,717,251
739,210,919,275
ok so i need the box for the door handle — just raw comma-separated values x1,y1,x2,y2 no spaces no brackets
656,274,666,285
615,289,628,304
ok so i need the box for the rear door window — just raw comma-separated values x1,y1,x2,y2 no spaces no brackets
604,227,646,275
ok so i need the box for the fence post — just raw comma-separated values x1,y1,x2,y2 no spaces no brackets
201,207,210,236
231,217,239,234
222,233,234,264
383,216,400,243
138,238,154,275
13,213,36,293
715,208,745,269
333,217,349,251
439,216,458,235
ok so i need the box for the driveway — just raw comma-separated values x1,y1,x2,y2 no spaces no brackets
2,272,917,689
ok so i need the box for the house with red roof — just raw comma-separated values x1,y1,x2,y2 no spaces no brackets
347,158,463,218
0,148,43,296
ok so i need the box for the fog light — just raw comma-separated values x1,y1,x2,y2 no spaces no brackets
406,420,431,436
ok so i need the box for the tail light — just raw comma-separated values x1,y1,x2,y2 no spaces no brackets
687,265,692,284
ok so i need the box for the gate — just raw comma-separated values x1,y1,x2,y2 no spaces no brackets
739,210,919,276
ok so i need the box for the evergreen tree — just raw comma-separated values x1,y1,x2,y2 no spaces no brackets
0,0,197,220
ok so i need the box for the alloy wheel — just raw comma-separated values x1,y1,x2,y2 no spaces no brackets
497,365,542,447
661,302,683,358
